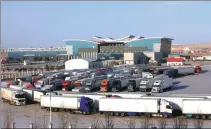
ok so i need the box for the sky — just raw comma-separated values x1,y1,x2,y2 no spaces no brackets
2,1,211,48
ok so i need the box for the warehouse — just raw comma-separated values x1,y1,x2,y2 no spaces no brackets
65,58,103,70
124,52,148,65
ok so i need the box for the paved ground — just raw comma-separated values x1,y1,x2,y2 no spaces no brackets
0,65,211,128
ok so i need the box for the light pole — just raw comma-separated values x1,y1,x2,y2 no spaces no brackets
49,91,52,128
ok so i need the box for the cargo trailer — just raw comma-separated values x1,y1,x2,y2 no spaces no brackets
99,98,173,117
40,95,94,114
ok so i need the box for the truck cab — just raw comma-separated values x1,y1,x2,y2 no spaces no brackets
159,99,173,117
127,78,142,92
12,90,26,105
139,80,149,92
151,80,163,93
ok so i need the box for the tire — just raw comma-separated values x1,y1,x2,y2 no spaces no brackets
120,112,125,117
115,112,119,116
202,115,206,120
110,112,114,116
195,115,200,119
208,115,211,120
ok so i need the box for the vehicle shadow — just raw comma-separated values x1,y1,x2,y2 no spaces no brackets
173,81,181,85
170,85,189,91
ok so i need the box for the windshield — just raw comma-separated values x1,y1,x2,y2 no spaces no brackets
153,85,161,87
15,94,25,98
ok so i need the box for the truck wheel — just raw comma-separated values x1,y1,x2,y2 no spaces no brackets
202,115,206,120
46,108,50,111
115,112,119,116
208,115,211,120
120,112,125,117
110,112,114,116
195,115,200,119
163,114,168,118
82,112,87,115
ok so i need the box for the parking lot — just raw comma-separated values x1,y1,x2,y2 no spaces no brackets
0,65,211,128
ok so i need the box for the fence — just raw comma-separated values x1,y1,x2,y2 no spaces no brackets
1,70,45,81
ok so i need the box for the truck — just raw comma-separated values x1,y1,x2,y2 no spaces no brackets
140,95,207,116
1,87,26,106
84,75,107,92
151,76,173,93
171,66,195,76
99,97,174,117
61,93,108,110
62,77,81,91
40,95,94,114
182,99,211,119
127,78,143,92
139,78,155,92
22,88,57,103
100,75,131,92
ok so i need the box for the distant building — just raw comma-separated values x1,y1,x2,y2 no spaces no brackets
167,57,184,66
64,35,173,60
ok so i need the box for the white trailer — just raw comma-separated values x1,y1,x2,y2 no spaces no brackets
1,87,26,105
97,92,146,98
151,76,173,93
9,85,23,90
169,94,211,99
22,88,57,103
99,98,173,117
141,96,206,110
40,95,94,114
142,72,153,79
182,99,211,119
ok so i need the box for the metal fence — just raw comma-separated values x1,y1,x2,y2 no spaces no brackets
1,70,45,81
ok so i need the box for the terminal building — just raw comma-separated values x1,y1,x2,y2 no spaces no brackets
64,35,173,63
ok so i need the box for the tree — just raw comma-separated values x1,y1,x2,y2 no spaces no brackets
3,106,14,128
58,112,70,129
126,117,136,129
172,116,188,129
90,116,101,129
45,65,49,71
157,117,167,129
140,115,154,129
193,118,204,129
102,112,114,129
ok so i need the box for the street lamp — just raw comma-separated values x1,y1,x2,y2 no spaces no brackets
49,90,52,129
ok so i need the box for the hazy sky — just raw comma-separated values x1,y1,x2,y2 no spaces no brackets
2,1,211,48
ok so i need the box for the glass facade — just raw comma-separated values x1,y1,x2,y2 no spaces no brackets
8,51,67,59
127,38,161,51
66,40,97,55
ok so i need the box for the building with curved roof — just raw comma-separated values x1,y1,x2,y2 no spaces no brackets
63,35,173,58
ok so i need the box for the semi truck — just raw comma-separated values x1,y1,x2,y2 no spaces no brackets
100,75,131,92
139,78,154,92
84,75,107,92
40,95,94,114
140,95,207,116
171,66,195,76
22,88,57,103
61,93,108,110
1,87,26,106
99,97,174,117
151,76,173,93
127,78,143,92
